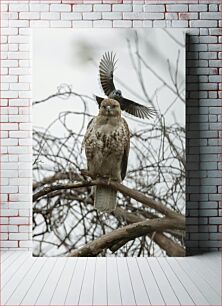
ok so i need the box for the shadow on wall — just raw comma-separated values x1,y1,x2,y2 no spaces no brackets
186,34,207,256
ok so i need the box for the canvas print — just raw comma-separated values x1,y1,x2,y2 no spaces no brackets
33,29,185,257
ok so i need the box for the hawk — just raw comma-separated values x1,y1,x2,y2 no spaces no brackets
95,52,156,120
83,98,130,212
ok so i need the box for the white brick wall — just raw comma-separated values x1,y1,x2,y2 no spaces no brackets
0,0,221,254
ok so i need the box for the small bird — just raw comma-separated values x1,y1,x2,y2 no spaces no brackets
83,98,130,212
95,52,156,120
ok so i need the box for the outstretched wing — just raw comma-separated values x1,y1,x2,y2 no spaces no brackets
121,97,157,119
99,52,117,96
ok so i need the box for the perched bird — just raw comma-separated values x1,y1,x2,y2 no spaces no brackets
95,52,156,120
83,98,130,212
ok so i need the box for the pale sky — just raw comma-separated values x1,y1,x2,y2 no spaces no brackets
32,29,185,135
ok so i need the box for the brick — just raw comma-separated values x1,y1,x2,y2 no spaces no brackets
210,217,222,225
153,20,171,28
1,241,18,247
19,226,31,233
9,115,30,123
73,4,92,12
83,12,102,20
19,210,30,217
133,20,143,27
209,4,219,11
8,44,18,51
172,20,188,27
102,12,122,19
210,28,221,35
190,20,218,28
41,12,60,20
2,28,18,36
9,68,31,75
19,241,32,248
30,21,50,28
10,217,29,225
143,4,165,12
189,4,207,11
30,4,49,11
50,4,71,12
50,21,72,27
19,123,32,130
8,146,31,155
0,218,8,225
209,60,221,67
93,20,112,27
9,20,29,28
143,20,152,27
113,20,132,27
9,3,28,11
9,233,29,240
1,60,18,68
133,5,143,12
1,139,18,146
123,12,164,19
166,5,188,12
1,4,8,11
199,36,217,44
200,12,221,19
165,13,178,20
1,123,18,131
61,13,82,20
1,75,18,83
1,225,18,233
94,4,111,11
112,4,132,11
19,12,40,20
179,13,198,20
8,36,30,44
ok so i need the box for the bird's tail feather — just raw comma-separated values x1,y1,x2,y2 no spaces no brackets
94,186,117,213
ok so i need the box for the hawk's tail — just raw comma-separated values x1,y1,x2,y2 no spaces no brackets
94,186,117,213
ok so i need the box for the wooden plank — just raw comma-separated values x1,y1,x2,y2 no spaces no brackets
147,258,179,305
176,257,221,305
127,257,150,305
35,258,67,305
93,257,107,306
1,253,31,289
50,258,77,305
106,257,121,306
2,252,22,273
166,257,209,305
195,253,219,275
78,257,96,305
1,256,37,305
157,258,195,305
137,258,165,305
0,251,14,263
20,258,56,305
187,257,220,295
64,257,87,306
5,258,46,305
116,257,136,305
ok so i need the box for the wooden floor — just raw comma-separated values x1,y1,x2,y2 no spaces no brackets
1,251,220,306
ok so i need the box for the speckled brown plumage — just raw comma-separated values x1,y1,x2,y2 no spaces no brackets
83,98,130,212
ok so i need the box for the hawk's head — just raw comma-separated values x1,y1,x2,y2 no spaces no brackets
99,99,121,117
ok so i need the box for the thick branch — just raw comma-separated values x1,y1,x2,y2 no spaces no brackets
33,179,184,221
69,217,185,257
113,207,185,256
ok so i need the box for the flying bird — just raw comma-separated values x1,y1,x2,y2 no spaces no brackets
95,52,156,120
83,98,130,212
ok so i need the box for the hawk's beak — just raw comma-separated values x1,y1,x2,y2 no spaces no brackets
106,105,111,113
